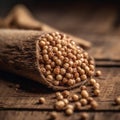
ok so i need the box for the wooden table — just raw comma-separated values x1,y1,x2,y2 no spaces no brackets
0,3,120,120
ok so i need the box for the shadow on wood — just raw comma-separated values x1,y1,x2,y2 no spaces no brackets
0,70,54,94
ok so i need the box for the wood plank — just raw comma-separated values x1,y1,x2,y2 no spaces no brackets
78,34,120,60
0,111,120,120
0,67,120,110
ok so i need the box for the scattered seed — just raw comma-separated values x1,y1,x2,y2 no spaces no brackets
81,112,89,120
90,100,98,109
65,108,73,116
49,112,57,120
81,90,89,98
75,102,81,110
55,101,65,110
94,89,100,96
95,70,102,77
114,96,120,105
39,97,46,104
80,98,88,106
72,94,79,101
62,90,70,98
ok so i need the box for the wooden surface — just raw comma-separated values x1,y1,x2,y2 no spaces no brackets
0,3,120,120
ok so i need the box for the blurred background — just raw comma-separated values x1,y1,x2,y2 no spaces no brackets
0,0,120,36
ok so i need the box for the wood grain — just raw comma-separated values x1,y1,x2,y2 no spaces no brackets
0,111,120,120
0,67,120,110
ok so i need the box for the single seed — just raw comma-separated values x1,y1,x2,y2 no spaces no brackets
46,70,51,75
94,89,100,96
57,95,64,100
81,74,87,81
89,65,95,70
81,63,86,69
81,86,87,90
67,79,75,86
68,67,73,73
39,40,46,46
53,47,58,52
87,97,94,103
72,94,79,101
51,62,55,68
53,81,59,86
62,90,70,98
39,97,46,104
74,72,79,78
62,78,68,84
90,100,98,109
76,77,81,83
66,104,74,110
55,92,61,97
69,61,74,66
80,98,88,106
63,99,69,105
83,52,88,58
93,83,100,89
59,55,64,60
55,101,65,110
42,49,47,54
95,70,102,77
43,54,49,61
81,112,89,120
65,108,73,116
89,78,96,85
114,96,120,105
47,75,53,81
56,74,63,81
75,102,81,110
66,73,72,79
88,71,94,76
55,59,62,65
46,65,51,70
63,63,69,69
54,67,60,74
85,66,90,72
81,90,89,98
49,112,57,120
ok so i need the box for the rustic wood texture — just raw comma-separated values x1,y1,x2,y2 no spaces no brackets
0,2,120,120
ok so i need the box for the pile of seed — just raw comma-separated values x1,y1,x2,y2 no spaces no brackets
38,73,102,119
38,32,95,87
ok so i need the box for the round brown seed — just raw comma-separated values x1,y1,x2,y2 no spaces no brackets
75,102,81,110
72,94,79,101
94,89,100,96
81,112,89,120
65,108,73,116
90,100,98,109
114,96,120,105
49,112,57,120
56,74,63,81
63,99,69,105
81,85,87,90
81,90,89,98
80,98,88,106
62,90,70,98
39,97,46,104
89,78,96,85
55,101,65,110
95,70,102,77
66,104,74,110
57,95,64,100
81,74,87,81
